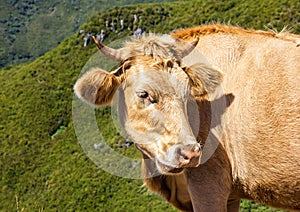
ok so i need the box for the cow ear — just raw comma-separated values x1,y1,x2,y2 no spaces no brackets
74,68,122,106
183,63,223,96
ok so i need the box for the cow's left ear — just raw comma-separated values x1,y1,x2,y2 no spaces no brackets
183,63,223,96
74,68,122,106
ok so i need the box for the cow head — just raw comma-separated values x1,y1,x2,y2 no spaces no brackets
74,35,223,175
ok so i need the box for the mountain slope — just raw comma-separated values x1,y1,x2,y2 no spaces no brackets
1,0,299,211
0,0,178,68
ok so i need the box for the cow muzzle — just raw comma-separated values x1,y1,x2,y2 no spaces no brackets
156,143,201,174
177,143,201,167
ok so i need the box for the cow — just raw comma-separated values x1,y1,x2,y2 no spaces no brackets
74,24,300,211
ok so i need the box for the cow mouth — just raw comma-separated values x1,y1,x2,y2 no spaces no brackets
155,159,184,174
155,143,201,174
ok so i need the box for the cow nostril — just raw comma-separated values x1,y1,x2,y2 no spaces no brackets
183,155,189,160
177,148,189,160
177,144,201,167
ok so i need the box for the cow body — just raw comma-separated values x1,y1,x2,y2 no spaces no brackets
172,26,300,210
74,25,300,211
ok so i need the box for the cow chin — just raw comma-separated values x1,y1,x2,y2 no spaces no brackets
155,159,184,175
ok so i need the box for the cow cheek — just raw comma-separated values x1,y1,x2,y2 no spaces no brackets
126,107,154,132
127,106,165,131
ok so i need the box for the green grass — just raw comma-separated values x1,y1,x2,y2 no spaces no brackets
1,0,299,211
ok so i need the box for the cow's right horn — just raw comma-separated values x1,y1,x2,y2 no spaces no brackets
180,39,199,57
91,36,126,61
174,38,199,58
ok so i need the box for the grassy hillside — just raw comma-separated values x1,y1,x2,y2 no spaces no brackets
1,0,299,211
0,0,178,68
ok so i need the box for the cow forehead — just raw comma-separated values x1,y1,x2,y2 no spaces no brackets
124,34,180,60
123,59,190,99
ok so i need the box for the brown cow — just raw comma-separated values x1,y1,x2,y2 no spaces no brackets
74,25,300,211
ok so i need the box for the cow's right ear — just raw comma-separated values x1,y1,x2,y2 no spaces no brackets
74,68,121,106
183,63,223,96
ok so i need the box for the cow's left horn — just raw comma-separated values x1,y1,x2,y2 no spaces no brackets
91,36,126,61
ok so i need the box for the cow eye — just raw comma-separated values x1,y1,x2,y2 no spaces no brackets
136,91,156,103
137,91,149,99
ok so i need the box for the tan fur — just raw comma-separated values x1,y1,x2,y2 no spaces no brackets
172,24,300,46
74,68,121,106
124,34,198,61
183,64,223,96
75,25,300,211
173,25,300,210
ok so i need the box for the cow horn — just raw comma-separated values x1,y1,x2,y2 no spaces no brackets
91,36,126,61
178,38,199,57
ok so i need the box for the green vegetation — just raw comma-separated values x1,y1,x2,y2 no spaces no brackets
1,0,299,211
0,0,178,68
